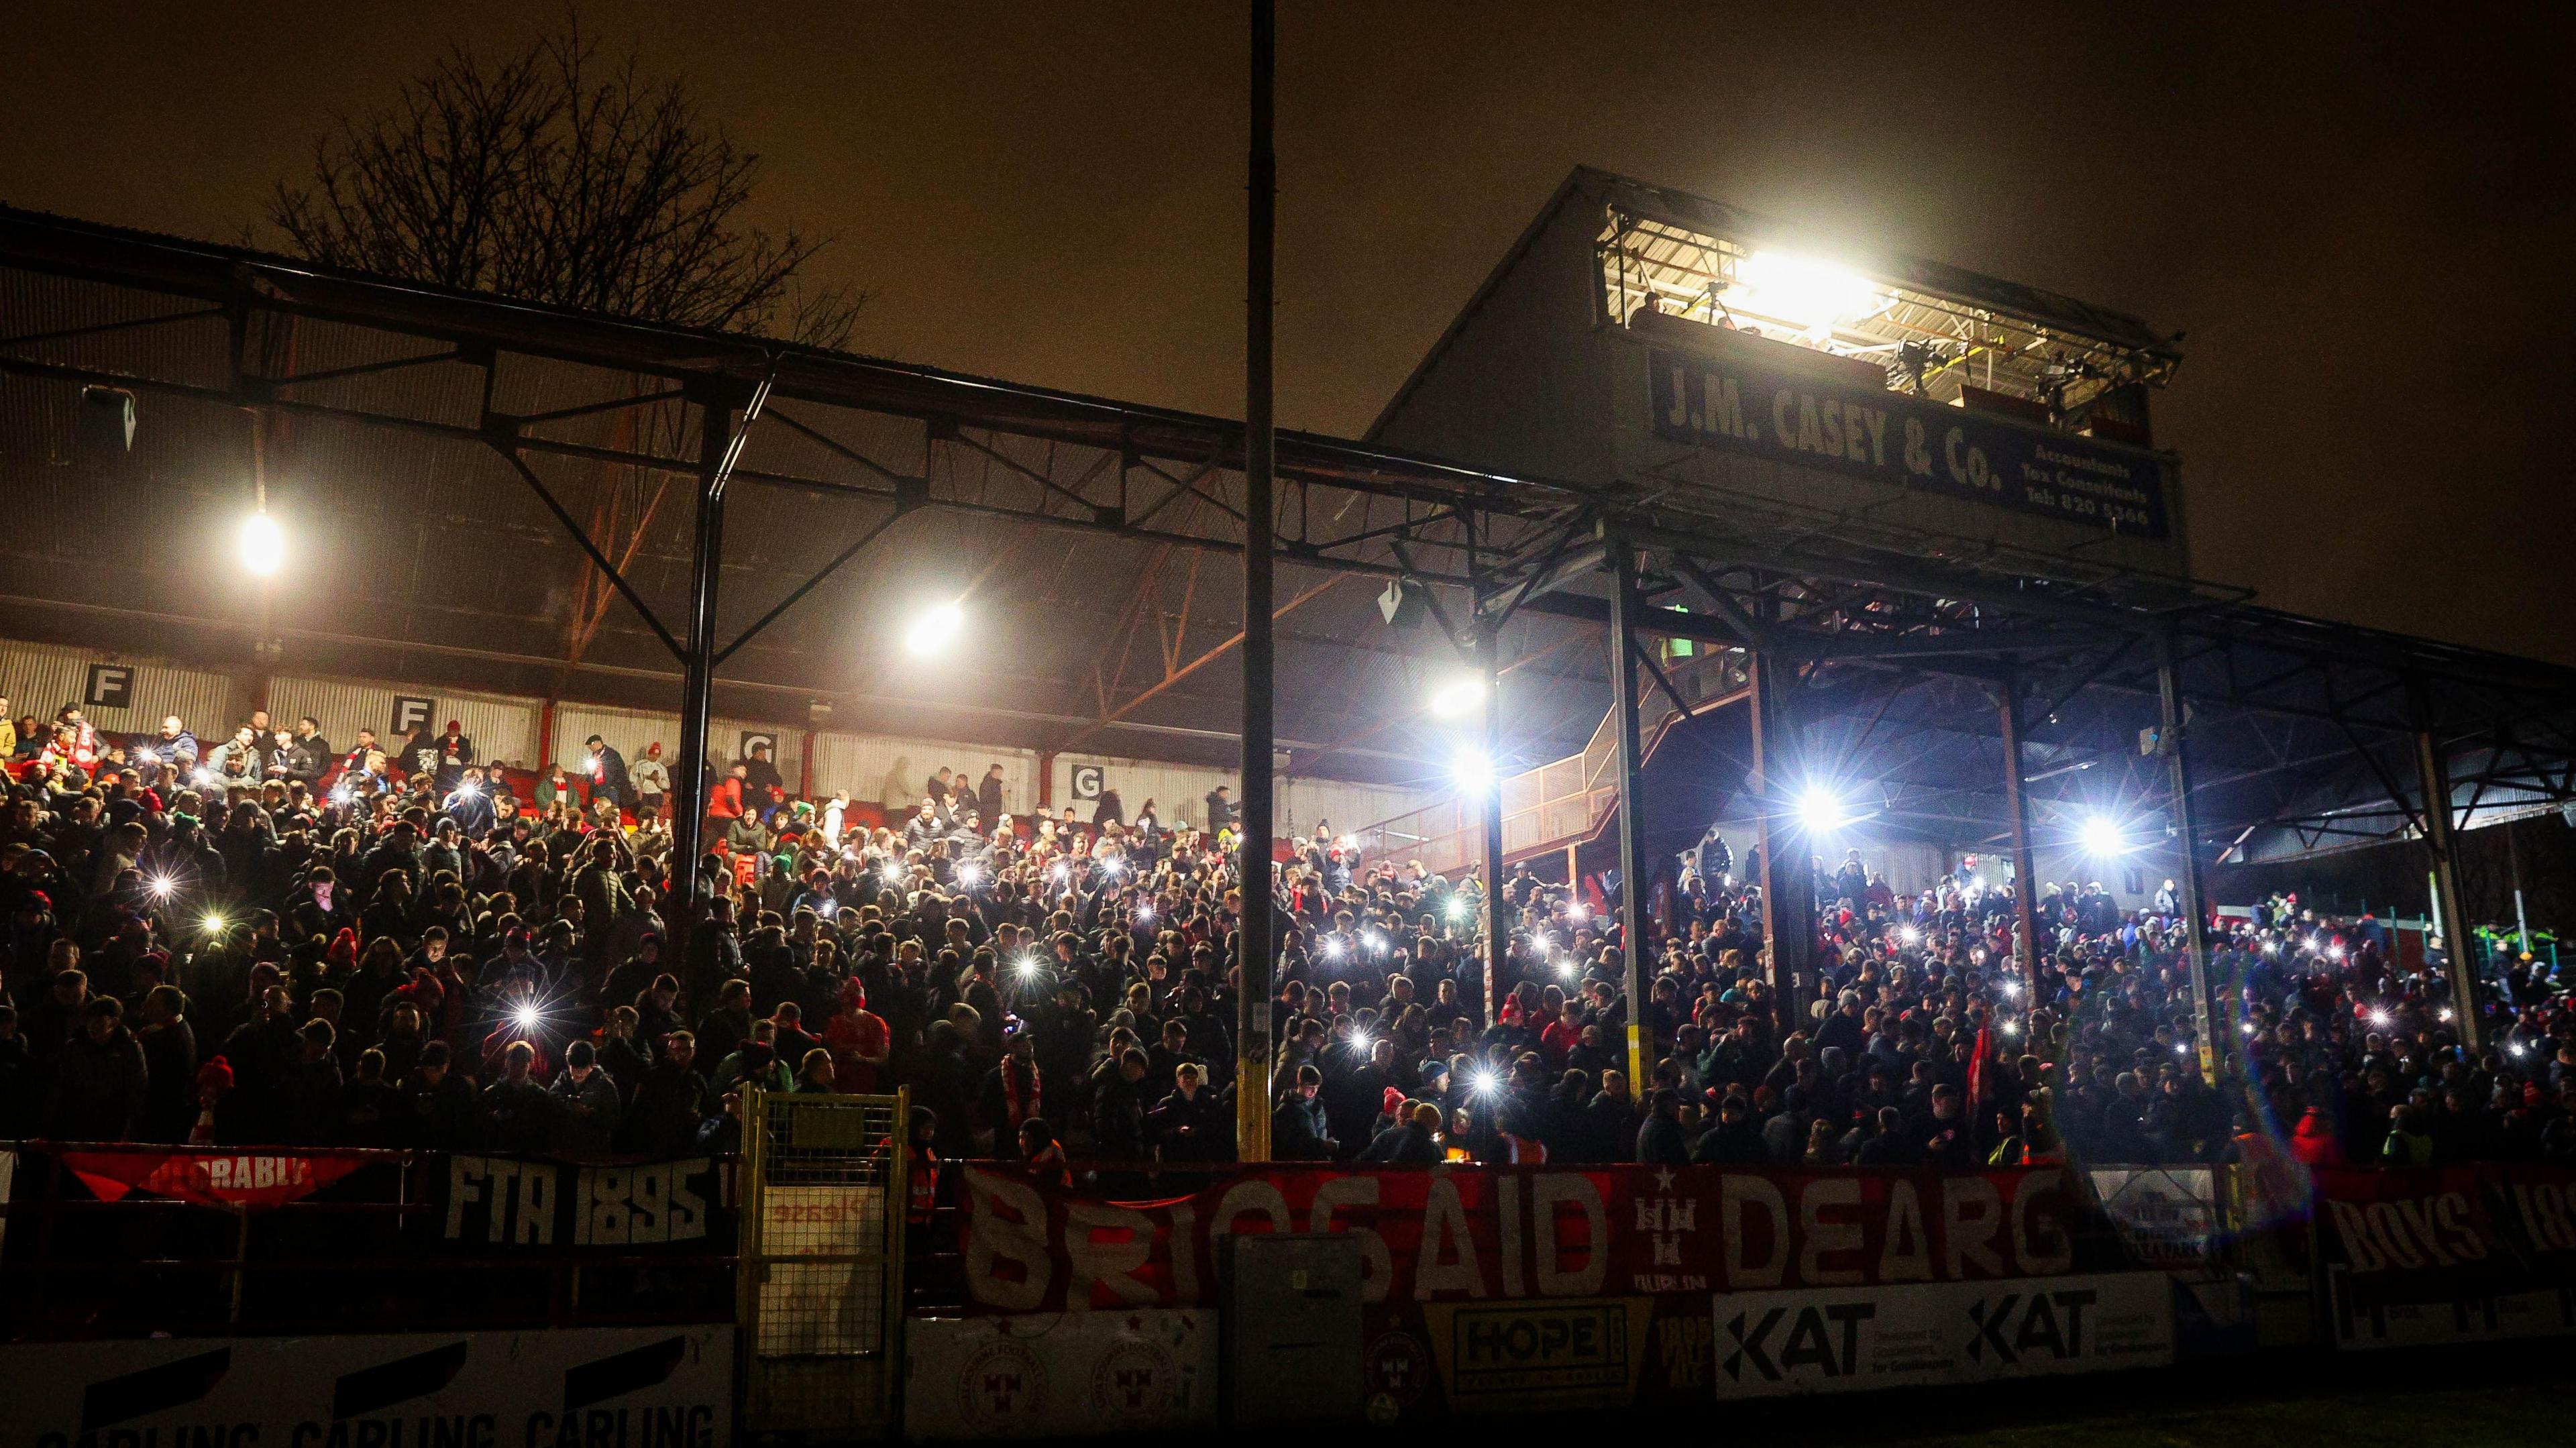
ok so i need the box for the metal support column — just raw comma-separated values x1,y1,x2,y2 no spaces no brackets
2410,687,2486,1052
1748,651,1817,1038
1995,670,2043,1003
1606,540,1651,1088
1234,0,1278,1164
671,392,732,924
1480,624,1506,1023
2157,630,2222,1085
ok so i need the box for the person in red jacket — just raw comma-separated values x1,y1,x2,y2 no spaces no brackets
701,762,746,849
823,978,890,1093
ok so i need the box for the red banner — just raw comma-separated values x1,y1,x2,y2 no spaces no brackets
2313,1164,2576,1304
959,1163,2115,1313
60,1149,380,1209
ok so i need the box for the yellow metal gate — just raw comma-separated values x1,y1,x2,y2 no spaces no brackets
739,1088,908,1441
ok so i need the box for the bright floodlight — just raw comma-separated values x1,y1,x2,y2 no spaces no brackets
2174,1041,2190,1057
1016,954,1042,980
1469,1068,1501,1099
1428,675,1484,719
1733,250,1880,331
904,600,964,656
1134,903,1155,924
2080,816,2127,858
1444,896,1469,921
2369,1009,2392,1029
146,875,175,900
1451,746,1495,795
957,863,981,887
237,510,285,576
513,1004,541,1032
201,912,227,936
1795,786,1845,833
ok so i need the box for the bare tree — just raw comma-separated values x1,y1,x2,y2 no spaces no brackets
266,17,861,345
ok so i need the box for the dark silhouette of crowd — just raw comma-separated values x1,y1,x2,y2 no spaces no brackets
1,696,2568,1178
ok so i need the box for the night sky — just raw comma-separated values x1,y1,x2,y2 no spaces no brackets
4,3,2571,665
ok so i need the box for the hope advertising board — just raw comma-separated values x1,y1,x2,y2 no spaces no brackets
1416,1297,1653,1413
1710,1274,2172,1397
0,1326,732,1448
1647,343,2169,537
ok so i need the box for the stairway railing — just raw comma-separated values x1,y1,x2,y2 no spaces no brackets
1352,649,1748,879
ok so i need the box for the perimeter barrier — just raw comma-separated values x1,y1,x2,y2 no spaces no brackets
5,1143,2574,1442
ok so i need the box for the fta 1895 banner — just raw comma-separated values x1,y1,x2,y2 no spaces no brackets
958,1163,2125,1313
426,1154,735,1252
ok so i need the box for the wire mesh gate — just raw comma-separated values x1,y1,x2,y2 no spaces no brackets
739,1088,909,1442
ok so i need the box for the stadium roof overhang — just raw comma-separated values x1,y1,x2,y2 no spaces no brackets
1,203,2570,860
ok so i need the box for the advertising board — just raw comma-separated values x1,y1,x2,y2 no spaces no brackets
0,1327,733,1448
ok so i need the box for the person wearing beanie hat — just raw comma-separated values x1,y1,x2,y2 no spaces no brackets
551,1038,621,1153
433,720,474,794
1358,1095,1444,1165
715,1037,791,1095
189,1056,236,1144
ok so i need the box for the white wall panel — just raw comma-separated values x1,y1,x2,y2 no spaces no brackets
1875,840,1953,899
0,638,244,741
1051,753,1234,830
810,732,1040,817
551,704,680,776
0,634,1438,830
1047,752,1438,836
269,675,541,767
1289,779,1440,836
552,707,807,790
712,716,806,791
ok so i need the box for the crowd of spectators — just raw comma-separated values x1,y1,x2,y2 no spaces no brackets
0,694,2569,1179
